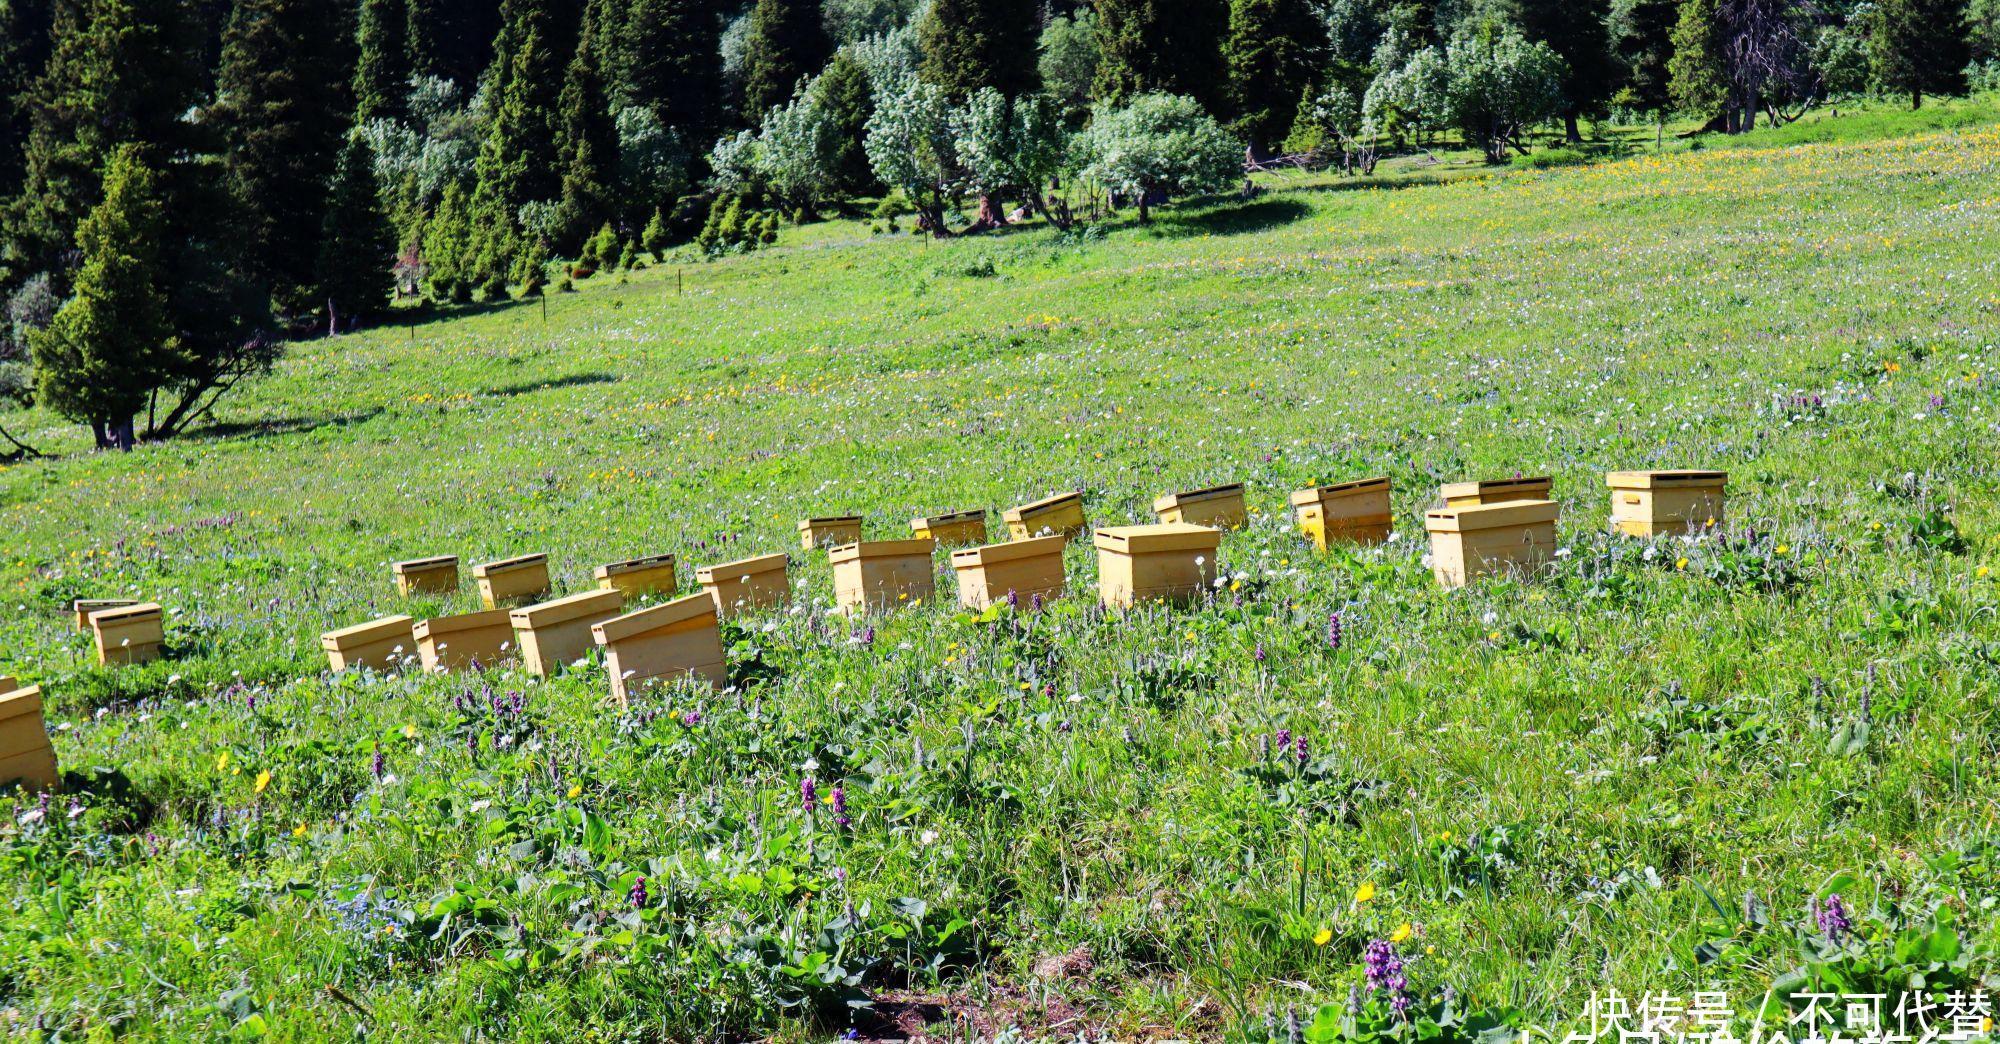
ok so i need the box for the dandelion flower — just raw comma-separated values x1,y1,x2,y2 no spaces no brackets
1313,928,1333,946
254,771,272,794
1354,882,1376,903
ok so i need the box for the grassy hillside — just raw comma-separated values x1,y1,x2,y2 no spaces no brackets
3,105,2000,1040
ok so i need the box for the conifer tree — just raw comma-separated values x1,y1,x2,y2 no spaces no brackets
739,0,831,122
1610,0,1680,139
0,0,57,208
29,143,170,448
465,0,579,293
917,0,1040,99
1222,0,1322,156
624,0,724,139
408,0,503,86
1093,0,1228,113
1517,0,1617,141
557,0,620,251
1871,0,1970,108
315,133,398,328
1667,0,1727,121
4,0,206,281
213,0,358,318
814,51,877,196
354,0,413,122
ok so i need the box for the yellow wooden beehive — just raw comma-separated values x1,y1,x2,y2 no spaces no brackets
595,553,678,599
1439,476,1552,508
1290,477,1393,549
72,599,139,631
1425,499,1559,589
1095,523,1221,608
1153,483,1249,529
0,683,59,792
950,534,1067,611
1606,470,1727,537
414,609,514,672
392,555,460,596
509,589,625,677
799,516,864,551
90,602,164,667
910,509,989,546
320,615,415,672
592,593,727,705
697,552,790,617
473,553,552,609
1004,491,1086,541
831,538,937,614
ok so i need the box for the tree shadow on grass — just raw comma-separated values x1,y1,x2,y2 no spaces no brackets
481,372,620,398
185,407,386,443
1149,196,1313,237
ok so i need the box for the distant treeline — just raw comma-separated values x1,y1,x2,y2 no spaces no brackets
0,0,1994,451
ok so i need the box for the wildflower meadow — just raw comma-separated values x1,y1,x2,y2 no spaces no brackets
3,104,2000,1041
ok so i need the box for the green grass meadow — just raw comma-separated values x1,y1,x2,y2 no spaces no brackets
3,105,2000,1040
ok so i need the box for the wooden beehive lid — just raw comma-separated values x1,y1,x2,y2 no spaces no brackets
1004,490,1082,521
1094,523,1222,555
1152,483,1245,512
592,592,716,645
1606,469,1727,490
0,676,17,696
696,552,789,582
829,538,937,565
1440,476,1551,502
911,508,986,530
73,598,139,615
90,602,162,626
321,615,414,651
798,515,863,530
1289,476,1392,507
392,554,458,574
509,589,624,628
0,685,43,725
1425,499,1560,533
595,552,677,579
473,553,548,578
413,609,511,642
951,534,1066,568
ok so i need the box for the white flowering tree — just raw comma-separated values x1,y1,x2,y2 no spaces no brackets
863,75,959,235
950,89,1071,230
1073,93,1242,223
1439,26,1566,163
755,90,842,214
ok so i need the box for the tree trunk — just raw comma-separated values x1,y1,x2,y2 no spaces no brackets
1912,90,1923,110
962,193,1008,234
93,418,113,450
1136,191,1150,224
114,416,136,452
1564,111,1582,144
0,422,42,459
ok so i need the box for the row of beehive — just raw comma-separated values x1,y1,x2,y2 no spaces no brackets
6,471,1724,793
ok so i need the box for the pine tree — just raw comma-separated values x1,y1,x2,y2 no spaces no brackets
556,0,619,252
623,0,723,139
814,51,877,195
354,0,413,122
28,143,170,447
0,0,57,208
1222,0,1322,156
315,133,397,327
917,0,1040,100
1871,0,1970,108
1093,0,1228,112
214,0,358,318
4,0,207,282
408,0,503,86
1610,0,1680,138
1518,0,1617,141
739,0,831,122
422,180,474,301
465,0,579,293
1667,0,1727,121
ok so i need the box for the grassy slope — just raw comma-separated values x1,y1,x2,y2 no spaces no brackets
2,103,2000,1039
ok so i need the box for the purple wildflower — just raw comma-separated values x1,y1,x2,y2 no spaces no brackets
370,745,385,781
1275,728,1292,754
831,785,849,828
1815,894,1852,942
1254,642,1267,663
1031,593,1044,612
1294,735,1309,763
1327,611,1344,651
1364,939,1411,1018
628,876,649,909
802,776,817,810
